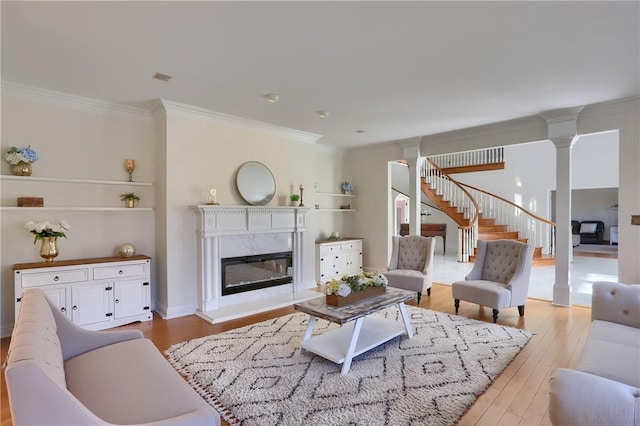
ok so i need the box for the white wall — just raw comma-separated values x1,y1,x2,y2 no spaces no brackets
153,102,349,317
573,131,619,189
578,98,640,283
1,87,156,336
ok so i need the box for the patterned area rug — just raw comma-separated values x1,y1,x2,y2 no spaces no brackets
165,306,532,426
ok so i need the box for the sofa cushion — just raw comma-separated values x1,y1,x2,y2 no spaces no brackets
65,338,215,425
396,237,428,270
481,241,522,284
451,280,512,309
579,222,598,234
577,320,640,388
384,270,427,292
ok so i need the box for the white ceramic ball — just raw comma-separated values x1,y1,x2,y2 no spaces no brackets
118,243,136,258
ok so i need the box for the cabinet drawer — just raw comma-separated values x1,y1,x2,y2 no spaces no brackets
94,264,146,280
21,269,88,288
341,241,361,251
320,245,341,256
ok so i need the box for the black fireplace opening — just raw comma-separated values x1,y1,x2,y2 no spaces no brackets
221,251,293,296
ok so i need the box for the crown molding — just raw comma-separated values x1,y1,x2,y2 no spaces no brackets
1,81,151,118
580,95,640,118
419,115,546,147
539,106,584,124
160,99,323,145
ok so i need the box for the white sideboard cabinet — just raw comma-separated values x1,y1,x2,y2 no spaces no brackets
315,238,363,284
14,255,152,330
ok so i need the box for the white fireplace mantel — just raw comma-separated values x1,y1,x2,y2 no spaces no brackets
195,205,318,323
197,205,308,236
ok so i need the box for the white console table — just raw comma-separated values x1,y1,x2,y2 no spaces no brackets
14,255,152,330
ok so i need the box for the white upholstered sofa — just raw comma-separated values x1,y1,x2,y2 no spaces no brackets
4,288,220,426
549,282,640,426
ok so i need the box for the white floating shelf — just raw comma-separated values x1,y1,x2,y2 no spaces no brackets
0,175,153,187
315,209,356,212
314,192,356,198
0,207,154,211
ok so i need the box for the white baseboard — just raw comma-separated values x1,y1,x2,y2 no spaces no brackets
1,324,15,339
155,303,197,320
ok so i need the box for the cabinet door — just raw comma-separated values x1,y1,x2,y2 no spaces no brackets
114,280,149,319
42,287,70,318
346,251,363,275
71,284,113,327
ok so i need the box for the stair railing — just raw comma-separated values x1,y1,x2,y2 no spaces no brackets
422,159,479,262
429,147,504,169
458,182,557,256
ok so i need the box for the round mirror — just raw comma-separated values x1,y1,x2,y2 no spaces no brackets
236,161,276,206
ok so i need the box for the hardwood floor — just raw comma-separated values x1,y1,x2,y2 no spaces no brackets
1,284,592,426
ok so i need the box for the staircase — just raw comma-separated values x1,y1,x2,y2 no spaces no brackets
473,216,555,266
421,153,556,266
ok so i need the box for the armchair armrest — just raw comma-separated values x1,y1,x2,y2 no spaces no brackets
591,282,640,328
549,368,640,426
48,298,143,361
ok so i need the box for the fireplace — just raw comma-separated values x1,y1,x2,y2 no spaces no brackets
221,251,293,296
196,205,317,323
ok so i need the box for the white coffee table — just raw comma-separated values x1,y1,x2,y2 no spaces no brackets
293,287,415,375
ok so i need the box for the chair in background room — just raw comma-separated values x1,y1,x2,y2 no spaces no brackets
383,235,435,303
451,239,535,323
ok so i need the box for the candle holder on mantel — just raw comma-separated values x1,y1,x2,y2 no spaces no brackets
124,159,136,182
299,184,305,207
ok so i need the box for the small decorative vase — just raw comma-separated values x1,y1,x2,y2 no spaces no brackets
39,237,59,263
11,161,32,176
118,243,136,257
126,199,135,208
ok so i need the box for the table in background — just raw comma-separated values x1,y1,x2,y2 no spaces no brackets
400,223,447,254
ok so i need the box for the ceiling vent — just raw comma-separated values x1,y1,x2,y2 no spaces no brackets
153,72,172,82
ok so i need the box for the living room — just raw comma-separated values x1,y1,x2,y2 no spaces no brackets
1,2,639,425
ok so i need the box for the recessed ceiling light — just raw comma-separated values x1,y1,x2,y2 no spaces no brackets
153,72,172,82
355,129,366,133
315,111,329,118
263,94,279,103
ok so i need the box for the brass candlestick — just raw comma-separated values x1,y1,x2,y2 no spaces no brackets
299,184,305,207
124,159,136,182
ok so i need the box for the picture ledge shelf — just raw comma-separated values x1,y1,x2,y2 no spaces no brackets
316,208,356,212
0,175,153,187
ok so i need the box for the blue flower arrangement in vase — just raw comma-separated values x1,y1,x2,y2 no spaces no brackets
341,181,353,195
5,146,38,176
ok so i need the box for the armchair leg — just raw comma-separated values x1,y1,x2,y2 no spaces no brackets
417,292,422,304
454,299,460,314
492,309,499,323
518,305,525,317
427,288,431,296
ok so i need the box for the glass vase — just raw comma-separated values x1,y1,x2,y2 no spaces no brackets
11,161,32,176
39,237,59,263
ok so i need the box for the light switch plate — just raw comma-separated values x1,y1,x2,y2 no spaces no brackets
632,215,640,226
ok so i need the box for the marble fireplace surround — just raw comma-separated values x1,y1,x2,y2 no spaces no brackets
195,205,319,323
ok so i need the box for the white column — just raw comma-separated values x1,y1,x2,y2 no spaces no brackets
406,159,425,235
551,136,577,307
541,106,583,307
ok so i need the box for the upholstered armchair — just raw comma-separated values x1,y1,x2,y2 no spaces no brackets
451,240,535,322
383,235,435,304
